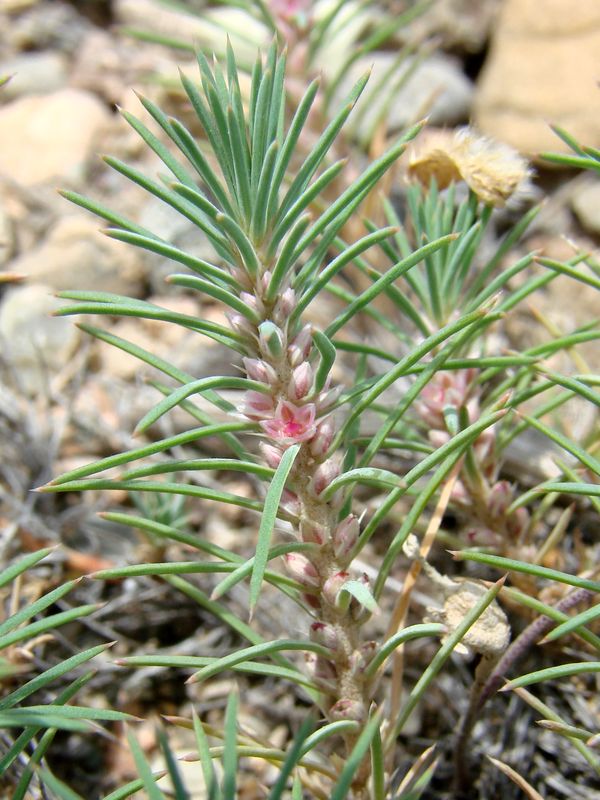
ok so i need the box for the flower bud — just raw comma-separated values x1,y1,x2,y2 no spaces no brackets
487,480,513,518
226,312,254,337
309,621,340,652
348,641,377,677
329,698,365,722
506,506,530,539
243,357,278,385
282,552,320,588
258,320,285,359
239,291,263,315
288,362,313,401
259,442,282,469
316,384,342,412
333,515,359,562
300,518,327,545
288,325,312,366
309,417,335,458
310,458,340,497
322,570,349,606
261,270,273,293
277,287,296,318
350,573,373,621
242,390,274,420
281,489,301,517
302,592,321,610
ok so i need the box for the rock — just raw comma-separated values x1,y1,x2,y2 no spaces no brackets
71,29,164,107
0,0,39,12
333,52,473,141
0,203,15,266
0,89,112,186
0,283,79,395
0,51,67,99
473,0,600,157
571,179,600,235
114,0,266,65
406,0,502,53
5,1,89,53
8,214,146,295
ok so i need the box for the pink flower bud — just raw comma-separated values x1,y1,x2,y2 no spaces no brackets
322,570,349,606
242,357,278,385
310,458,340,497
282,552,320,588
258,320,285,359
305,654,337,693
242,390,274,420
487,480,513,518
300,518,327,545
333,515,359,562
281,489,301,517
348,641,377,677
226,312,254,337
288,362,313,401
309,417,335,458
329,698,365,722
239,291,263,315
287,325,312,366
506,506,530,539
277,287,296,318
350,573,373,621
302,592,321,610
310,621,340,651
261,270,272,292
428,429,450,448
316,384,342,412
259,442,282,469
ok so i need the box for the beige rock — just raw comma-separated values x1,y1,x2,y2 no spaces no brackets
0,88,111,186
0,203,15,266
571,178,600,235
0,51,67,99
473,0,600,157
8,214,146,295
0,283,79,395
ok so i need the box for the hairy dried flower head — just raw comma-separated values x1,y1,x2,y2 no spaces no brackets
408,127,532,207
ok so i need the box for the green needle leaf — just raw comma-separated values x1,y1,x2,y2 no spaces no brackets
249,444,301,617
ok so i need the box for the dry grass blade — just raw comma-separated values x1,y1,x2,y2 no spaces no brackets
486,755,545,800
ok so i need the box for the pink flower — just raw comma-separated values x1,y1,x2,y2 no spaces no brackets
260,399,317,444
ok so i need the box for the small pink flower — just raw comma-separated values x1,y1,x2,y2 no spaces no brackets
260,399,317,443
415,369,480,430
